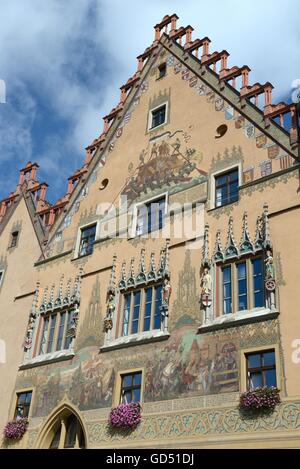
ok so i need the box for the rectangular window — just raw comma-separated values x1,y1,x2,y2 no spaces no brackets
252,258,264,307
121,371,142,404
246,350,277,389
136,197,166,236
237,262,248,310
64,310,74,349
10,231,19,248
47,314,57,353
39,316,50,354
0,270,4,286
153,284,162,330
121,285,163,337
131,291,141,334
122,294,131,336
143,288,153,331
151,105,166,128
79,224,96,257
15,391,32,419
215,169,239,207
158,63,167,79
222,265,232,314
39,309,75,355
56,312,66,351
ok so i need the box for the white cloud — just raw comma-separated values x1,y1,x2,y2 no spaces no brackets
0,0,299,199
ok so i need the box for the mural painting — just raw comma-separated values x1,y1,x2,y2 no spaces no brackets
122,132,206,203
144,327,239,402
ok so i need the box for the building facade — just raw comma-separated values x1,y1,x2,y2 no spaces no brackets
0,14,300,449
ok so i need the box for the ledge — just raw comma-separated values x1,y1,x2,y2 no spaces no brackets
19,349,75,369
100,330,170,352
198,308,279,333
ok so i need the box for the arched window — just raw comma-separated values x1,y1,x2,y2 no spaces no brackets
47,411,85,449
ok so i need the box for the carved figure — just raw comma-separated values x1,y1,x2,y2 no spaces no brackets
265,249,275,279
200,267,212,295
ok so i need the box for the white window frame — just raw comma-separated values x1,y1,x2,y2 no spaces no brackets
148,102,168,131
130,193,168,238
209,163,242,210
74,220,99,258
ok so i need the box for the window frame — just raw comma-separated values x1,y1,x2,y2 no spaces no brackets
75,221,98,258
131,193,168,238
157,62,167,80
246,349,277,389
148,101,168,131
209,164,241,210
120,371,143,404
218,255,265,316
240,345,281,393
10,230,19,248
12,388,34,420
119,283,163,338
38,307,76,356
113,368,144,407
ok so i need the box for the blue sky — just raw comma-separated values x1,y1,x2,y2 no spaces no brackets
0,0,299,202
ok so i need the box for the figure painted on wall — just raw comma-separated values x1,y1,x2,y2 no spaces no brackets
144,329,239,401
122,134,205,203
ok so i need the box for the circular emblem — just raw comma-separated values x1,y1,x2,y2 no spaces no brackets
201,294,212,308
265,279,276,291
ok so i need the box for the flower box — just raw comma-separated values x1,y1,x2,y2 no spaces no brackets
108,402,141,430
3,418,29,440
239,387,281,414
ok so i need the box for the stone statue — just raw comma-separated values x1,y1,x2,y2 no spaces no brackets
103,293,115,332
265,249,275,279
162,278,172,308
200,267,212,296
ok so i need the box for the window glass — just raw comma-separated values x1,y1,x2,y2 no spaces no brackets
79,224,96,256
121,372,142,404
39,317,50,354
215,169,239,207
15,391,32,418
247,350,277,389
122,294,131,336
47,314,57,353
151,105,166,128
154,285,162,330
131,291,141,334
252,258,264,307
143,288,152,331
222,266,232,314
56,312,66,351
237,262,247,310
136,197,165,236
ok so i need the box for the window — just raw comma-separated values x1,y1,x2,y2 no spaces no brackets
220,257,265,315
222,265,232,314
49,413,85,449
150,104,166,129
252,258,264,307
15,391,32,419
246,350,277,389
215,169,239,207
78,224,96,257
157,63,167,79
237,262,248,310
120,371,142,404
10,231,19,248
136,197,166,236
121,285,163,337
0,270,4,286
39,309,75,355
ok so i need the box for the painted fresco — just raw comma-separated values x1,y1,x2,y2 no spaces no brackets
144,327,238,401
122,132,206,203
14,318,280,419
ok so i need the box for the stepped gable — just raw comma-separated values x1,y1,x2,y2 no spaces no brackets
1,13,299,246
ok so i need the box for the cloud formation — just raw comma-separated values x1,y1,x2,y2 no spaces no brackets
0,0,299,200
